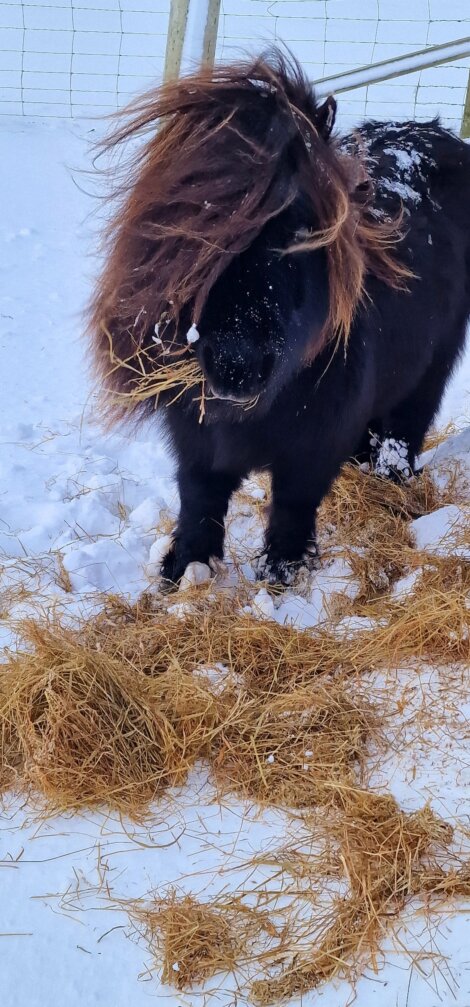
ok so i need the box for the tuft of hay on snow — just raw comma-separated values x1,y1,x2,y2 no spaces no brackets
133,791,470,1003
319,460,464,601
134,893,268,989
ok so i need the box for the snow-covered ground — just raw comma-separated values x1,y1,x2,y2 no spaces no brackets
1,117,470,1007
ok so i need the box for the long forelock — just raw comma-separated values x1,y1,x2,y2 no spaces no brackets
91,56,326,346
89,50,411,407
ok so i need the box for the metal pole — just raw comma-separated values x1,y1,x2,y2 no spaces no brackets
313,35,470,97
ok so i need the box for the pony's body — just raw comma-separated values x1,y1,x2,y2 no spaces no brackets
91,56,470,586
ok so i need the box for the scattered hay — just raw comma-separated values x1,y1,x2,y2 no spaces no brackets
212,687,376,808
135,792,470,1004
2,529,468,813
319,461,463,600
348,556,470,664
422,421,459,452
2,536,468,811
1,438,469,1002
250,794,470,1004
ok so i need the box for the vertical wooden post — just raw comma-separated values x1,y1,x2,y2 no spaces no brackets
165,0,221,81
164,0,191,82
202,0,222,67
462,68,470,138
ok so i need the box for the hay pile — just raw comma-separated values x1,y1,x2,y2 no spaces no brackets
1,446,469,1002
0,615,219,813
1,535,469,811
0,603,382,813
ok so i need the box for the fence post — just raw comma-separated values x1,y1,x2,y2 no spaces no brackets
462,70,470,137
164,0,191,81
202,0,222,67
165,0,221,80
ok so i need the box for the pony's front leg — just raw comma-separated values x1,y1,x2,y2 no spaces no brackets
161,467,241,587
257,456,341,587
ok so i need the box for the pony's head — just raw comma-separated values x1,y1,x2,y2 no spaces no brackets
189,202,328,415
90,51,409,422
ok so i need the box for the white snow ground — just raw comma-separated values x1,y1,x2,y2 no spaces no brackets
1,118,470,1007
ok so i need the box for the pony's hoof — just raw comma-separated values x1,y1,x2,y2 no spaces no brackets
160,545,190,591
254,548,319,588
255,555,298,587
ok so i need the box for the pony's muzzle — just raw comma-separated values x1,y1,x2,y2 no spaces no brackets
200,341,275,400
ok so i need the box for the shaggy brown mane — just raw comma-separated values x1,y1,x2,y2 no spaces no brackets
89,50,411,412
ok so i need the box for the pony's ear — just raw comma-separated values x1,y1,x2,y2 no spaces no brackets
316,95,337,139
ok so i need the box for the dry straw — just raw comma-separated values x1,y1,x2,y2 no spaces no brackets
250,793,470,1004
318,457,466,601
0,603,383,813
130,792,470,1003
134,893,268,989
1,445,468,1000
99,323,206,423
1,533,468,813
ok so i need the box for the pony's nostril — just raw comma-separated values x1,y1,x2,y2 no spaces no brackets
259,351,275,385
201,343,274,397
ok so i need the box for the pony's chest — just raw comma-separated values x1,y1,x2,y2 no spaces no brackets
211,421,273,473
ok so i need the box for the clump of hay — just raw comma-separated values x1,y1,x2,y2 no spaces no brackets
133,792,470,1003
0,619,221,814
212,686,376,808
134,893,265,989
98,326,205,424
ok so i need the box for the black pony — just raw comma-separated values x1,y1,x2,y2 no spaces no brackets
91,52,470,586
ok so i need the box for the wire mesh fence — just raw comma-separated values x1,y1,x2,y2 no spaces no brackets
0,0,469,128
216,0,470,132
0,0,170,118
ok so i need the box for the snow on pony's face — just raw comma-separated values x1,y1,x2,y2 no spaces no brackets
193,207,330,415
